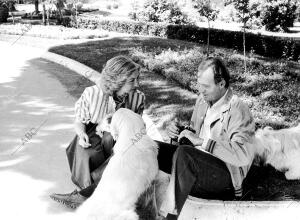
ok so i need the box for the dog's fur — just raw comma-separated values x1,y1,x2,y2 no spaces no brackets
253,124,300,180
76,108,159,220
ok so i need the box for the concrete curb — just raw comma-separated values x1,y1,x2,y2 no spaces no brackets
41,51,300,220
41,51,100,83
40,50,196,98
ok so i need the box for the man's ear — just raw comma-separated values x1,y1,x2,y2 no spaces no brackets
219,79,226,88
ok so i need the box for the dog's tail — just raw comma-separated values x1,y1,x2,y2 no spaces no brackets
115,210,139,220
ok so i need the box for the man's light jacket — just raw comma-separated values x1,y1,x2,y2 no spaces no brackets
191,88,255,197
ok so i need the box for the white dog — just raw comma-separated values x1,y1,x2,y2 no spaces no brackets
254,124,300,180
76,108,159,220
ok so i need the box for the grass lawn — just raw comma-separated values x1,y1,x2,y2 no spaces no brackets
49,36,299,129
47,35,300,201
49,36,199,127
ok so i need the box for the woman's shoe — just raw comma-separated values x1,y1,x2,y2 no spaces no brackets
50,189,87,209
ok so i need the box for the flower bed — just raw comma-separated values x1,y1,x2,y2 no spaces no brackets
0,23,109,39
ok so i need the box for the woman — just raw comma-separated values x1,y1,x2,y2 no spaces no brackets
50,55,145,208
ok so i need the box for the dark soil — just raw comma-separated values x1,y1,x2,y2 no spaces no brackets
242,165,300,201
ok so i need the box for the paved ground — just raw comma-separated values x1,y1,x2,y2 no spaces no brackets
0,39,164,220
0,41,77,219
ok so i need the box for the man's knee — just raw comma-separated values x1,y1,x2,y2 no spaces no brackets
175,145,194,162
176,145,193,156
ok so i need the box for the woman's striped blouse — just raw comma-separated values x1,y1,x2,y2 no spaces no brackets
75,85,145,124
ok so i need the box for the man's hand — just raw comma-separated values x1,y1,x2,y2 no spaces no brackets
78,132,91,148
178,130,203,146
167,121,181,139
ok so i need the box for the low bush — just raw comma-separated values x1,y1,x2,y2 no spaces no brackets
74,16,168,37
0,23,109,39
0,1,9,23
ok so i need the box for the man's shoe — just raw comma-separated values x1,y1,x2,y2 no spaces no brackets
50,189,87,209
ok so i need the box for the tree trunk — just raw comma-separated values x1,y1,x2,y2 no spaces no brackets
42,4,46,25
46,8,50,25
207,20,210,57
242,10,246,74
34,0,39,14
243,23,246,74
75,1,78,28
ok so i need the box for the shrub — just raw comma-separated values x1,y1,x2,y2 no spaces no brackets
0,1,9,23
256,0,298,32
74,16,169,37
136,0,189,24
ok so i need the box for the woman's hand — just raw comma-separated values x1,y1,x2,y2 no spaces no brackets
178,130,203,146
78,132,91,148
74,120,91,148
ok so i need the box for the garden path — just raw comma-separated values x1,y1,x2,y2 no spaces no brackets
0,41,79,219
0,39,164,219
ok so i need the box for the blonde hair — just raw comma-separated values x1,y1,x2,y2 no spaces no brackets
100,55,140,95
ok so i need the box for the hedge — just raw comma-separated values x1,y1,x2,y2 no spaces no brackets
74,17,168,37
166,25,300,62
72,16,300,61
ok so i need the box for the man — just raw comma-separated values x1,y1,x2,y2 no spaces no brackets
157,57,255,220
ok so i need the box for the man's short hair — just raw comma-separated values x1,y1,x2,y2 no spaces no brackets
198,57,230,88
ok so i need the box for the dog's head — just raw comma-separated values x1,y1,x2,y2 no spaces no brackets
253,125,300,165
111,108,148,154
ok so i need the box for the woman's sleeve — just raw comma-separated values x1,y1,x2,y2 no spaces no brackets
74,88,91,124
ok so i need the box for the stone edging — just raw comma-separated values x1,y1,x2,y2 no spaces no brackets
41,51,100,83
187,195,300,208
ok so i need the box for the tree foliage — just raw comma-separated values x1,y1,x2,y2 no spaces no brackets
257,0,298,32
225,0,251,24
192,0,219,56
136,0,189,24
225,0,251,73
192,0,219,22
